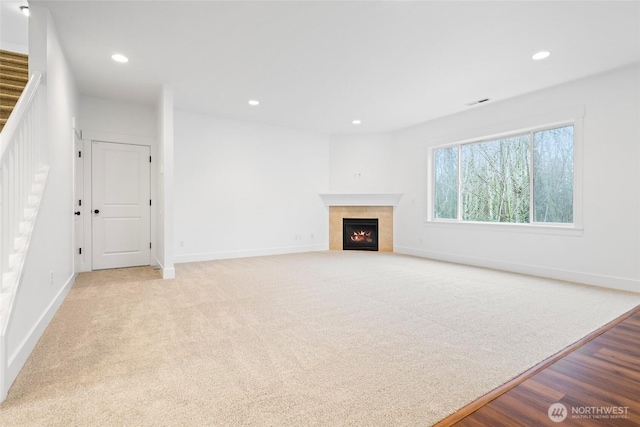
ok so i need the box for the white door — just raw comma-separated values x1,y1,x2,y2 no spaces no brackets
74,135,83,272
92,141,151,270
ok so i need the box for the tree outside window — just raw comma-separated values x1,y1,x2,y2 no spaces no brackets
433,125,574,224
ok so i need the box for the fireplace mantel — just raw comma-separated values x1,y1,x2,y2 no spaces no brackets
319,193,403,207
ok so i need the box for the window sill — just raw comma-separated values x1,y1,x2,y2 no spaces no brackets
424,219,583,236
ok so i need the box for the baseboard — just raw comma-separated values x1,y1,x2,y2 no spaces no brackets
4,273,76,394
0,334,5,402
175,244,329,264
394,246,640,293
154,257,176,279
162,268,175,279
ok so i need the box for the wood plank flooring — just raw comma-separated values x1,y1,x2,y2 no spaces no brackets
439,306,640,426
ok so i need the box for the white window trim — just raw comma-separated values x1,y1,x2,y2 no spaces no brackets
426,108,584,236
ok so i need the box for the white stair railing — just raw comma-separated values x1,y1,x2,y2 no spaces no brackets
0,71,46,330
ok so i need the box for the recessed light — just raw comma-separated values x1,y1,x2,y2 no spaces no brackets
352,120,361,125
111,54,129,63
532,51,550,60
248,100,259,106
19,6,29,17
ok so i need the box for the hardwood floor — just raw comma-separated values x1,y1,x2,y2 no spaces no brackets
437,306,640,426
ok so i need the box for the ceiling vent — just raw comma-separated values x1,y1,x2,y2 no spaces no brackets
466,98,491,106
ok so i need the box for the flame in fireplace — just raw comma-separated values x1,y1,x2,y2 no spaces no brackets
350,230,373,243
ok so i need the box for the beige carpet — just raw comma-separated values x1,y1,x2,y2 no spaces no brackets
1,251,639,426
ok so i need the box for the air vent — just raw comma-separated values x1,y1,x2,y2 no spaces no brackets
466,98,491,106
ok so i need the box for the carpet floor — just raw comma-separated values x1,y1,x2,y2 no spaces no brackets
1,251,639,426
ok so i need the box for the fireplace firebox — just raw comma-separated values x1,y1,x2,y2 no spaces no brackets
343,218,379,251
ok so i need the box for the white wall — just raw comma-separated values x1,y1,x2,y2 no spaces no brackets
0,1,29,54
391,64,640,292
329,133,393,193
80,96,156,138
155,87,175,278
4,6,79,396
174,111,330,262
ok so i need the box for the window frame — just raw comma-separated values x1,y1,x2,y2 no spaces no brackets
426,115,583,236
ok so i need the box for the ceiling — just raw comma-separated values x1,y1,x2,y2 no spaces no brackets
0,0,29,53
25,1,640,134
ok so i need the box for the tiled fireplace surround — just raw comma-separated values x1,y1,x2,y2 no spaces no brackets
319,194,403,252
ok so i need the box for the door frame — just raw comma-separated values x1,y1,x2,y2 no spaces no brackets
73,127,85,273
80,131,157,271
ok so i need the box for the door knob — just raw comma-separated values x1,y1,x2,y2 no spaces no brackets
74,211,81,216
94,209,100,214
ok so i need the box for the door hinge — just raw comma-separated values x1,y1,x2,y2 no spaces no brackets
79,199,82,206
78,151,82,158
150,199,152,206
150,242,152,249
79,248,82,255
149,156,152,163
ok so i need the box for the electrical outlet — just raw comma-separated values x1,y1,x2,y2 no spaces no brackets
310,233,314,240
50,271,54,286
179,241,184,248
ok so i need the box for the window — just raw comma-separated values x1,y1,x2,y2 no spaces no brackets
533,126,574,223
433,147,458,219
433,124,574,224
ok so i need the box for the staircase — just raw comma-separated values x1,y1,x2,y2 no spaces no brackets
0,47,47,403
0,50,29,133
0,54,46,329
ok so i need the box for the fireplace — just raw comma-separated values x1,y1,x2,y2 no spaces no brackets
321,194,401,252
343,218,379,251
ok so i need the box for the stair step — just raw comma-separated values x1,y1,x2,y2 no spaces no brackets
1,105,13,120
0,83,24,97
28,187,40,199
0,73,28,86
23,206,35,219
0,284,16,325
0,93,20,104
2,272,17,292
0,64,28,79
14,235,27,252
0,55,28,68
35,169,48,182
8,249,22,269
0,63,28,73
0,290,12,321
0,49,28,62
